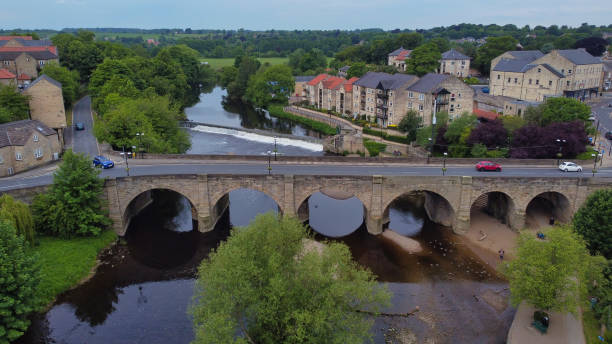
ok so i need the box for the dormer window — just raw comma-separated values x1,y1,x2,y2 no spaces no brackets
33,135,39,142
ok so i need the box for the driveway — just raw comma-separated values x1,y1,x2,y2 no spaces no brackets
70,96,100,158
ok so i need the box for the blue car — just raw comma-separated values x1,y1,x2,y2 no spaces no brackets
481,86,490,94
93,156,114,169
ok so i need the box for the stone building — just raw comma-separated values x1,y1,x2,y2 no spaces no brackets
503,99,541,116
387,47,412,72
352,72,419,126
406,73,475,125
22,75,67,146
0,120,61,176
293,76,314,101
440,49,470,77
0,50,59,79
305,74,357,114
489,49,603,101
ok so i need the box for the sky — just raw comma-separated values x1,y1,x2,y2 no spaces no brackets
1,0,611,30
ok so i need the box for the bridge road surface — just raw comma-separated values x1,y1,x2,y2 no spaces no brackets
69,96,100,158
1,162,611,192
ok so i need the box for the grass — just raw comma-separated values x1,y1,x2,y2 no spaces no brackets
201,57,333,70
576,147,600,161
29,230,117,308
582,304,608,343
363,127,410,144
363,139,387,157
267,105,336,135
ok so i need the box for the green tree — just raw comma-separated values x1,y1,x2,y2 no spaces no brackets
0,194,34,244
474,36,519,74
539,97,591,126
0,84,29,123
500,115,526,137
470,143,488,157
429,37,451,53
398,110,423,142
444,113,477,144
40,64,81,108
218,66,238,88
227,56,260,102
504,226,603,313
406,43,441,76
346,62,368,78
573,189,612,259
31,149,111,238
0,220,39,343
190,213,391,344
246,65,294,107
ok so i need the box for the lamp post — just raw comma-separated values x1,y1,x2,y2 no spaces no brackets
427,138,432,164
121,146,129,176
136,132,144,158
442,152,448,176
273,136,278,161
555,138,566,166
267,151,272,175
592,153,598,177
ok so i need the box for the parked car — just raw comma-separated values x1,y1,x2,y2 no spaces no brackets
481,86,490,94
75,122,85,130
476,161,501,172
558,161,582,172
606,131,612,140
93,156,114,169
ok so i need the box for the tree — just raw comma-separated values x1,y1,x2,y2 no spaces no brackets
398,110,423,142
0,194,34,244
504,226,603,313
246,65,295,107
227,56,260,102
474,36,519,74
429,37,451,53
573,190,612,259
0,220,39,343
510,121,587,158
444,113,477,144
574,37,608,56
218,66,238,88
405,43,441,76
0,84,29,123
346,62,368,79
31,149,111,238
190,213,391,344
467,120,508,148
539,97,591,126
40,64,81,108
500,115,526,139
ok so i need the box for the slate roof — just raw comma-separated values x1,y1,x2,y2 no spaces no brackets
441,49,469,60
0,50,58,61
0,120,56,148
354,72,417,90
492,58,533,72
25,74,62,90
339,66,350,72
388,47,410,57
407,73,451,93
0,68,16,79
557,49,601,65
506,50,544,62
295,76,315,83
0,38,52,47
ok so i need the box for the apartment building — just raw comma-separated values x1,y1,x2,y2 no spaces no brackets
387,47,412,72
352,72,419,126
305,74,357,114
440,49,470,77
489,49,603,101
294,76,314,100
406,73,475,125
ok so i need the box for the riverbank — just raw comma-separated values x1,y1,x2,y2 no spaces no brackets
29,230,117,309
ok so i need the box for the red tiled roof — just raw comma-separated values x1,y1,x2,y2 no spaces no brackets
307,74,330,86
0,69,16,79
0,46,57,55
343,77,359,92
396,50,412,61
0,36,32,41
323,76,345,90
17,73,30,80
474,108,500,121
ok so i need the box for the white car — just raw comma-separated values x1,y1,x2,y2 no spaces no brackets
559,162,582,172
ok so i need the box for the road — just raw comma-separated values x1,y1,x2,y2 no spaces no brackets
70,96,100,158
1,160,611,191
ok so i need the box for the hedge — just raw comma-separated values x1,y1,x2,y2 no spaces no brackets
267,105,337,136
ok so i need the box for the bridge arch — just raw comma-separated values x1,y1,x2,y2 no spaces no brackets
209,187,284,229
469,191,517,229
383,190,456,230
525,191,572,227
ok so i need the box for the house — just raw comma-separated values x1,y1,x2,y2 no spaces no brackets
440,49,470,77
0,120,61,176
0,50,59,79
338,66,350,78
0,68,16,86
406,73,475,125
293,76,315,101
22,75,67,147
352,72,419,126
387,47,412,72
305,74,357,114
489,49,604,101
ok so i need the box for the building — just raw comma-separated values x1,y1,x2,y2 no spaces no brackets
387,47,412,72
0,68,16,86
352,72,419,126
0,120,61,176
406,73,475,125
440,49,470,77
0,37,59,79
338,66,350,78
489,49,604,101
503,99,541,116
22,75,67,146
305,74,357,114
293,76,315,101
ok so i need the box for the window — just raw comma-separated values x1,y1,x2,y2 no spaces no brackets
537,68,541,73
568,69,572,74
34,148,43,159
549,80,553,86
567,81,570,86
408,102,412,108
451,61,455,65
33,135,39,142
15,152,23,161
458,93,461,98
39,61,45,65
507,78,511,83
409,92,414,98
514,78,518,83
497,74,500,80
418,94,424,101
529,79,532,85
7,167,13,175
3,61,8,65
418,104,424,111
457,104,461,108
389,102,393,106
461,60,466,65
561,69,564,74
536,79,539,85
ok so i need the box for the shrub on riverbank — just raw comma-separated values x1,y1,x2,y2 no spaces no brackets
363,139,387,157
268,105,336,135
363,127,410,144
29,230,117,308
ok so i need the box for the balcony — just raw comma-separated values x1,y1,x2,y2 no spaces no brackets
377,92,389,99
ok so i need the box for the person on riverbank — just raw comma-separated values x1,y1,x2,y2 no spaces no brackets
498,249,505,261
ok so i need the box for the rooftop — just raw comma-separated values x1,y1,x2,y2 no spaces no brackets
24,74,62,90
441,49,469,60
556,49,601,65
0,68,16,79
0,120,56,148
306,74,331,86
388,47,411,57
407,73,451,93
354,72,417,90
295,76,315,83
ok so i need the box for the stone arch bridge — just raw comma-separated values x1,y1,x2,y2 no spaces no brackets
105,174,611,236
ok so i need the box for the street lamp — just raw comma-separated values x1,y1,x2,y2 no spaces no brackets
442,152,448,176
267,151,272,175
121,146,129,176
592,153,599,177
427,138,432,164
273,136,278,161
555,138,566,166
136,132,144,158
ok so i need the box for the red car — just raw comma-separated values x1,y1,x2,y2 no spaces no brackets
476,161,502,172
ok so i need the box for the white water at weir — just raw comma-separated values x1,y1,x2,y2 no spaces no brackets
190,125,324,152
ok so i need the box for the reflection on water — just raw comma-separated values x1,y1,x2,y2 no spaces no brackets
20,189,513,344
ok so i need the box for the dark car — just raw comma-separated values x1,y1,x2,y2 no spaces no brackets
75,122,85,131
606,131,612,140
93,156,114,169
476,161,502,172
481,86,490,94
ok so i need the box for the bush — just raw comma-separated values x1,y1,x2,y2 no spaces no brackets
363,139,387,157
470,143,488,157
0,194,34,244
268,105,336,135
0,221,40,343
449,144,469,157
573,189,612,258
363,127,410,144
486,148,509,158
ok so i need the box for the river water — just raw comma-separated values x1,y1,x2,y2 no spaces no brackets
185,87,324,156
19,88,514,344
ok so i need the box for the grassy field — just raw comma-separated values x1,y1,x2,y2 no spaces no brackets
29,230,117,308
201,57,334,70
